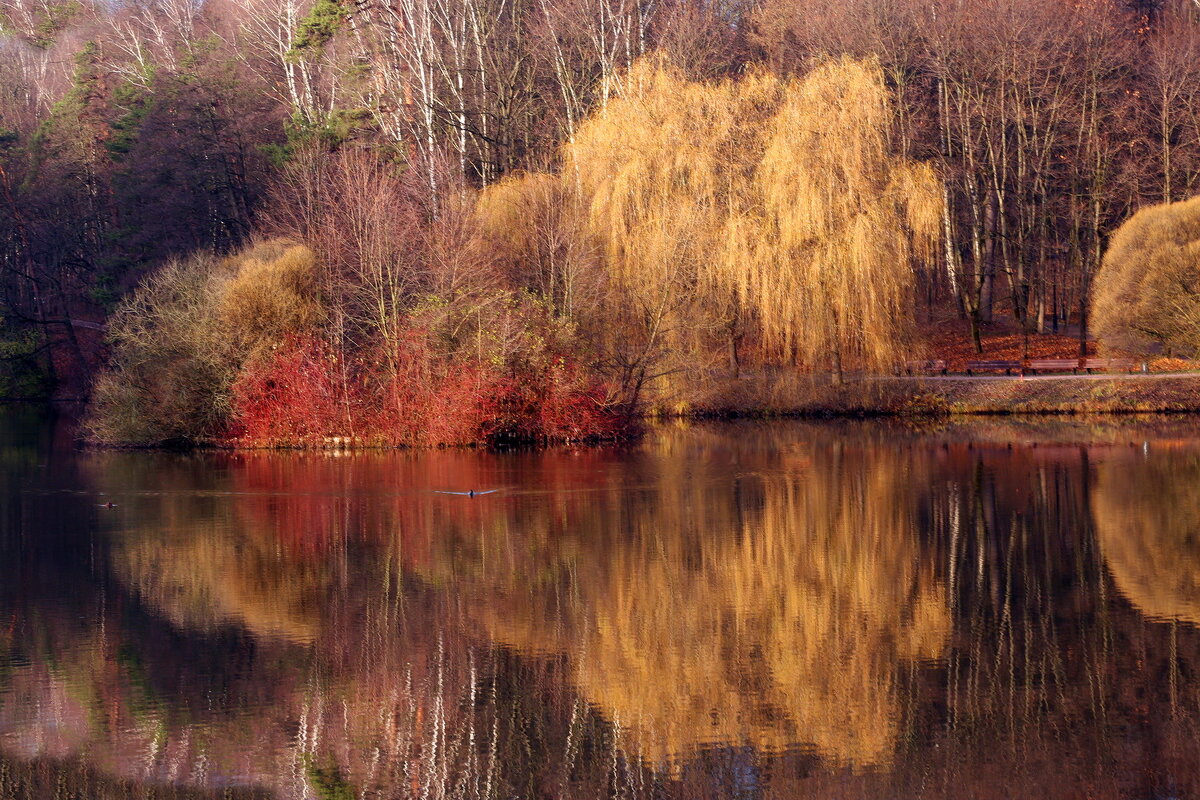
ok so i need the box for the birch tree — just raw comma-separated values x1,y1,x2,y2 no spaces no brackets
233,0,332,126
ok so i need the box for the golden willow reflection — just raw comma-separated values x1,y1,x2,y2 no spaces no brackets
12,417,1200,798
114,518,326,644
1094,445,1200,627
434,435,951,769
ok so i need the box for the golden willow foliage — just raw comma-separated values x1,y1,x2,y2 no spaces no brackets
1093,194,1200,356
1094,449,1200,628
522,56,941,374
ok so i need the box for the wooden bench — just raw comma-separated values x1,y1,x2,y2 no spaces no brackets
1028,358,1079,374
1081,358,1138,373
904,359,947,375
966,359,1023,376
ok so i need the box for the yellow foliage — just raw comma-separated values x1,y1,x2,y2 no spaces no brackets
220,240,324,353
557,56,942,375
1093,194,1200,356
475,172,564,260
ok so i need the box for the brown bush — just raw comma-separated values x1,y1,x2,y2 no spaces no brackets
1093,194,1200,357
219,240,324,356
86,253,237,444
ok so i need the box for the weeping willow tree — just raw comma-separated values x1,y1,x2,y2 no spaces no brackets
752,60,942,377
550,56,942,387
560,65,781,392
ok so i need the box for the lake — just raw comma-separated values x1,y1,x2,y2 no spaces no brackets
2,407,1199,799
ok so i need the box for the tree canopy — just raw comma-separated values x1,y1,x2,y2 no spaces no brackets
494,57,942,383
1093,194,1200,356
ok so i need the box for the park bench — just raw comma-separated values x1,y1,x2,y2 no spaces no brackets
1080,358,1138,373
966,359,1023,376
904,359,947,375
1027,358,1079,374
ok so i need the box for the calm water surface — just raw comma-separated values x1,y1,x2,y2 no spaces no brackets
3,408,1200,799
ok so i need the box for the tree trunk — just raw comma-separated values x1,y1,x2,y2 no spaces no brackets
728,329,740,378
1078,295,1089,358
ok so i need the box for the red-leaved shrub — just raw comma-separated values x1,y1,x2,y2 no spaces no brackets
370,326,509,446
482,355,623,444
227,312,631,448
229,335,363,446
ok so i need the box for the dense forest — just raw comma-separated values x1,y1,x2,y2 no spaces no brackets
2,0,1200,444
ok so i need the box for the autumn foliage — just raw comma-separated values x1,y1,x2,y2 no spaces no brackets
10,0,1200,404
88,57,942,448
227,327,618,448
1093,194,1200,357
228,335,351,446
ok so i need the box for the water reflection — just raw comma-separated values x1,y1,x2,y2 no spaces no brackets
114,516,326,644
417,431,951,769
1095,444,1200,627
5,414,1200,798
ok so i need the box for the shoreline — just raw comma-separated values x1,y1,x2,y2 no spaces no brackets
17,373,1200,450
661,373,1200,420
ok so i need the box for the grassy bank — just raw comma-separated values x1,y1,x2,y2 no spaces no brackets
667,373,1200,418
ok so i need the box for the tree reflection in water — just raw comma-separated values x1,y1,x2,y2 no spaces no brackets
1095,444,1200,626
5,417,1200,798
415,430,951,770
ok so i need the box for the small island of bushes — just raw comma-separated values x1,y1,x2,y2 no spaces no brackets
87,240,624,447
